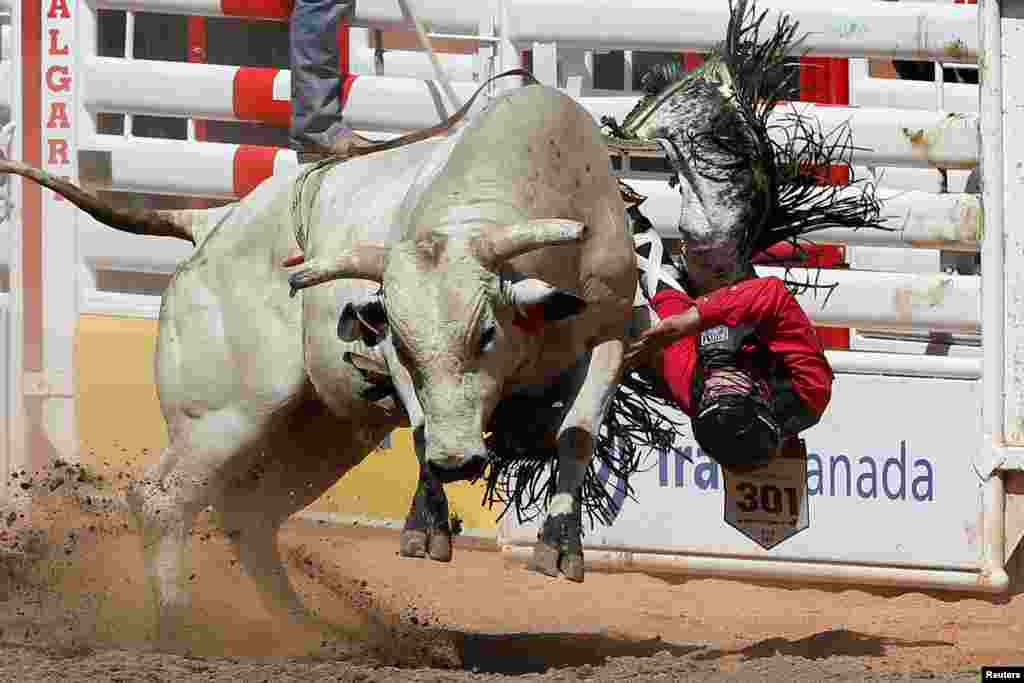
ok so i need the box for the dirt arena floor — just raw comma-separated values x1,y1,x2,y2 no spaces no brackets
0,478,1021,682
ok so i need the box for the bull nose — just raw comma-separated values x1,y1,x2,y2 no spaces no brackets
428,452,488,484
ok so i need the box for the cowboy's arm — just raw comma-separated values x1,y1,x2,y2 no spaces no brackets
640,277,790,343
695,277,833,418
689,277,792,331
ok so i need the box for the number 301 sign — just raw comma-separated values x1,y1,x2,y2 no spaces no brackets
723,440,810,550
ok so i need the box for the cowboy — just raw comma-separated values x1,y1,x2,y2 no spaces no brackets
626,191,833,473
629,228,832,473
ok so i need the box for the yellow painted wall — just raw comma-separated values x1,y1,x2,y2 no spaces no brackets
74,314,498,532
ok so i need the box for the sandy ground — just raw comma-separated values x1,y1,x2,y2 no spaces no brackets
0,481,1020,682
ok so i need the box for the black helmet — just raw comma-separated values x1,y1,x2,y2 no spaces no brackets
692,392,781,473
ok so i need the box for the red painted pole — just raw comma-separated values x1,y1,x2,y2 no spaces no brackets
22,0,42,374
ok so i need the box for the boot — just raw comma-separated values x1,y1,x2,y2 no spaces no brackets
296,128,379,164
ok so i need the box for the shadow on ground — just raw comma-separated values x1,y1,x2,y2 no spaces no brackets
693,628,952,662
453,632,698,675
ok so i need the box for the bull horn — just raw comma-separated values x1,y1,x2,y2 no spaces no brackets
471,219,586,266
286,243,389,296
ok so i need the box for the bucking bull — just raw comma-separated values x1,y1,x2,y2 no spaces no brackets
0,0,884,646
3,78,638,638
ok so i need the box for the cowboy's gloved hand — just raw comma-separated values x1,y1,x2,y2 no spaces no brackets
625,306,702,364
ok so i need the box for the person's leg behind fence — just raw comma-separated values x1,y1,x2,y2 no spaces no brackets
290,0,371,161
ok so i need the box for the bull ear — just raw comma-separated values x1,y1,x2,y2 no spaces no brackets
471,219,585,266
343,351,389,380
337,304,365,342
338,297,388,346
503,278,587,332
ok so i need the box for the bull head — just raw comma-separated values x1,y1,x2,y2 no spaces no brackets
285,217,589,475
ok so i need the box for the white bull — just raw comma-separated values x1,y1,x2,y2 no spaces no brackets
1,82,635,642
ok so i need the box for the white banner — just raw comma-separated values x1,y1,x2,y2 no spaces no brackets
502,373,983,571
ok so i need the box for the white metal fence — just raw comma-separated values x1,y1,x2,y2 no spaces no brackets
59,1,985,374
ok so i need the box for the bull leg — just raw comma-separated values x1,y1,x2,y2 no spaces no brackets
214,511,308,624
529,337,626,583
400,427,453,562
127,455,201,647
216,397,394,626
126,407,266,648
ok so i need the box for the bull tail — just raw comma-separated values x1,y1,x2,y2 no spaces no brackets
0,158,217,245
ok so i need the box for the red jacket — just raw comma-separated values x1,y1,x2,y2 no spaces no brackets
650,276,833,418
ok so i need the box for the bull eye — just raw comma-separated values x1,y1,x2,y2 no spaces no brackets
479,323,497,354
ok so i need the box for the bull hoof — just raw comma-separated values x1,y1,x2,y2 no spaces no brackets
561,552,585,583
528,541,561,578
529,511,585,581
427,530,452,562
399,529,428,558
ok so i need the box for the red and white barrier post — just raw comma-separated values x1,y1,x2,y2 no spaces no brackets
6,0,82,511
